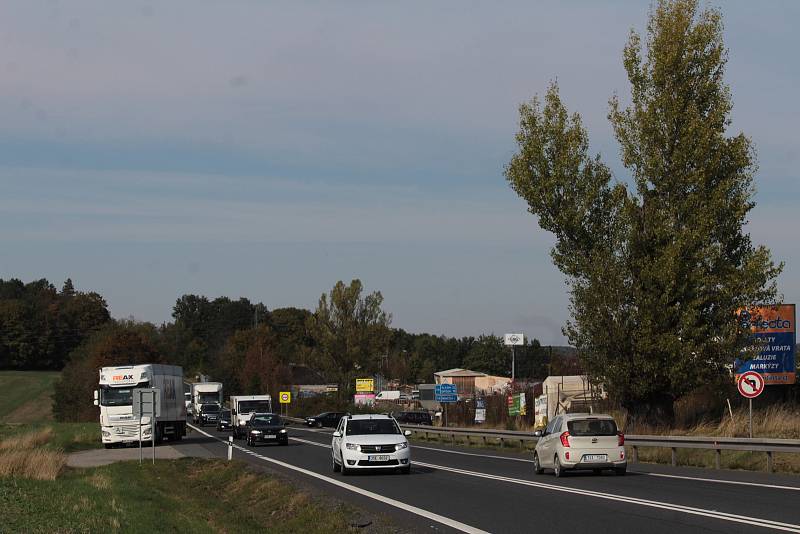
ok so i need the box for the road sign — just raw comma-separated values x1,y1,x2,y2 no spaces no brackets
435,383,457,403
504,333,524,346
132,388,160,418
735,304,796,385
355,378,374,393
279,391,291,404
738,371,765,399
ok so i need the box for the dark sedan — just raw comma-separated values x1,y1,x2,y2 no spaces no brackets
246,414,288,446
197,403,221,426
393,411,433,426
216,409,233,431
305,412,346,428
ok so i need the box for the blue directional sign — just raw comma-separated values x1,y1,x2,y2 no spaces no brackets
435,383,458,403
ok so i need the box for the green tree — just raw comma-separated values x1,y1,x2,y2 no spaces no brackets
505,0,781,425
462,335,509,376
306,280,391,395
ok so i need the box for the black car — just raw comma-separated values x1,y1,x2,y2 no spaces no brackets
305,412,346,428
246,413,289,446
393,411,433,426
216,409,233,431
197,403,221,426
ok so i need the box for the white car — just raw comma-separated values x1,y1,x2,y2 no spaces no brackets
533,413,626,477
331,414,412,475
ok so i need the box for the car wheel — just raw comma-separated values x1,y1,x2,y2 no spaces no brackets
554,455,563,478
533,453,544,475
317,421,323,428
280,439,288,446
332,457,341,472
401,465,411,474
593,469,602,475
104,444,113,449
341,458,349,476
615,467,627,476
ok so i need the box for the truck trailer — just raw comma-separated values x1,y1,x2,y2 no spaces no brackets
94,364,186,448
230,395,272,439
190,382,223,423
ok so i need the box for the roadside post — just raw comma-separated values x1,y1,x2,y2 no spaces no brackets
434,384,457,427
737,371,765,438
279,391,291,417
504,333,524,382
228,436,233,461
133,388,161,465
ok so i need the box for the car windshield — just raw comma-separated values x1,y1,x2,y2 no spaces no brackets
201,404,220,413
251,415,281,426
567,419,618,436
346,419,400,436
99,382,149,406
238,401,271,413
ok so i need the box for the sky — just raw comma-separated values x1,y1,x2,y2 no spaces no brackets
1,1,798,345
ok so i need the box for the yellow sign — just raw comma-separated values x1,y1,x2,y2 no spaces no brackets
355,378,374,393
279,391,291,404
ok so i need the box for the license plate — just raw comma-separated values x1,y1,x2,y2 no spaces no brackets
265,434,277,439
369,455,391,462
584,454,608,462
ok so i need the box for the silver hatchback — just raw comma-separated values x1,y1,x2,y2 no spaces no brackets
533,413,626,477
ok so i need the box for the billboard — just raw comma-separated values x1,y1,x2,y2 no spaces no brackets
736,304,796,385
507,393,526,416
354,393,375,406
355,378,374,393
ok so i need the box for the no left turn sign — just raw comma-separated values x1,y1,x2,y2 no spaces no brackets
737,371,765,399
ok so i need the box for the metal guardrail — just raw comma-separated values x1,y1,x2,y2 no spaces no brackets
398,424,800,473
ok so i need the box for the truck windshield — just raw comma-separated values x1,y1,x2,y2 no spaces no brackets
198,392,220,404
100,382,149,406
238,401,271,413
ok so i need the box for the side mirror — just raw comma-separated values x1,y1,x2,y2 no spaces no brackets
533,430,543,438
93,390,99,406
332,431,342,438
404,430,412,437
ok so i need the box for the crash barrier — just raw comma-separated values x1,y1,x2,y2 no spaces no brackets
398,424,800,473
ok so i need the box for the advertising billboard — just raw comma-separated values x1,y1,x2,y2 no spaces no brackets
355,378,374,393
736,304,796,385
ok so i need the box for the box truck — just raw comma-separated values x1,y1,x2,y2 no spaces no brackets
94,364,186,448
230,395,272,439
190,382,223,423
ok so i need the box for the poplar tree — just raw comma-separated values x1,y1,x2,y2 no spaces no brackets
505,0,782,425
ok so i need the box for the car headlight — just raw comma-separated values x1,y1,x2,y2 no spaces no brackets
251,430,261,434
239,421,246,426
279,429,287,433
102,431,110,437
345,443,359,451
395,442,408,451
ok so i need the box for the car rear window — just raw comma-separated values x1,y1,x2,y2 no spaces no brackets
567,419,618,436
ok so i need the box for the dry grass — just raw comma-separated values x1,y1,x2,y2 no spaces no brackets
0,426,54,450
0,426,66,480
0,447,66,480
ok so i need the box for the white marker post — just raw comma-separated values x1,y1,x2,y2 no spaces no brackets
228,436,233,461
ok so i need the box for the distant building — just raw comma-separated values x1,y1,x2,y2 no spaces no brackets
434,368,512,397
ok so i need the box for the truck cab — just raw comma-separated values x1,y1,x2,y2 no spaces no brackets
230,395,273,439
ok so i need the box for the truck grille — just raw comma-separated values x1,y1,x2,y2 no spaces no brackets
113,425,141,437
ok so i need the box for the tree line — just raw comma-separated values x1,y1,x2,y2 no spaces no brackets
0,277,566,421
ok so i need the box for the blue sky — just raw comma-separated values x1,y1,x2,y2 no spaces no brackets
1,1,798,344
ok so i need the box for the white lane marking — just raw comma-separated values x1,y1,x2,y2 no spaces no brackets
288,435,800,531
187,424,488,534
644,472,800,492
412,460,800,533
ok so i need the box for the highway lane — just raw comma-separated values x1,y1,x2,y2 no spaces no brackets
184,423,800,533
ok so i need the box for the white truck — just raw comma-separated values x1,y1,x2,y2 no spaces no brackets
190,382,223,423
375,390,400,401
94,364,186,448
230,395,272,439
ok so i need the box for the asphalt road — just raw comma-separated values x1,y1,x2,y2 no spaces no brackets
182,422,800,534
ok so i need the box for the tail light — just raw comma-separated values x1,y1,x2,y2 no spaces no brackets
618,432,625,446
560,431,571,447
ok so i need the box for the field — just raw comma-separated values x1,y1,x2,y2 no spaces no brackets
0,371,59,422
0,371,387,533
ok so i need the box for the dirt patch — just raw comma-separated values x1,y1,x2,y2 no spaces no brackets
4,389,54,423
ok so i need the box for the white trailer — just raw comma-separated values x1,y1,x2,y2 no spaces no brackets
94,364,186,448
190,382,223,423
230,395,272,439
